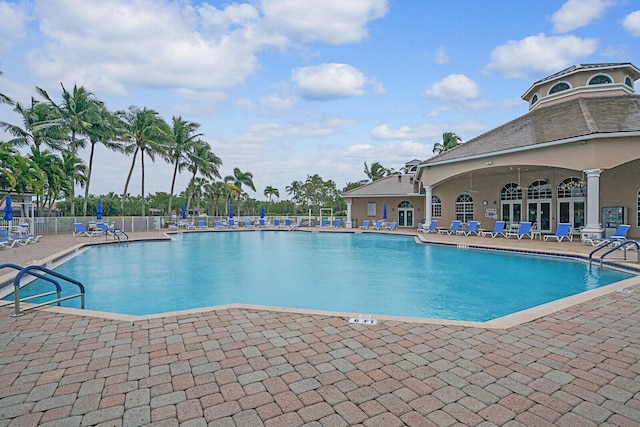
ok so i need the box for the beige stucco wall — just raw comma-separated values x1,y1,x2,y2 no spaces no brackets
346,195,426,227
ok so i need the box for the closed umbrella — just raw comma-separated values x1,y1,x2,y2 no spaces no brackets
229,204,234,218
181,204,186,219
260,205,265,219
383,204,387,220
96,200,103,220
3,194,13,221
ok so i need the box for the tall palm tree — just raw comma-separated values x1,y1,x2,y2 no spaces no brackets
82,105,124,215
432,132,462,154
0,99,65,153
116,106,168,216
224,167,256,216
165,116,203,216
286,180,303,212
363,161,389,182
60,151,87,215
184,140,222,215
263,185,279,213
37,84,102,215
0,141,18,189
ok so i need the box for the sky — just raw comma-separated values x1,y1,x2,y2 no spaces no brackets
1,0,640,200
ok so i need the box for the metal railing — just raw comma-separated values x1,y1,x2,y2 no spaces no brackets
588,240,640,268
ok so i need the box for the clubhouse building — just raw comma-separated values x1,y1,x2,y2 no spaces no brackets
343,62,640,238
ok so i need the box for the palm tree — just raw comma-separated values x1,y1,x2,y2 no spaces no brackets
0,99,65,153
82,105,124,215
286,180,303,212
116,106,168,216
60,151,87,215
165,116,203,216
37,84,102,215
263,185,279,213
0,141,18,190
184,139,222,215
224,167,256,216
432,132,462,154
0,63,13,105
363,161,389,182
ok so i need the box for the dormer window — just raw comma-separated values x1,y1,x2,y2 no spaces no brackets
530,94,539,106
588,74,612,85
625,76,634,88
549,82,570,95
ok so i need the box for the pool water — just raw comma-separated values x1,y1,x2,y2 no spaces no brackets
10,232,634,321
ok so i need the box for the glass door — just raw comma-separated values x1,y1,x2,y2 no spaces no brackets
399,210,405,227
559,200,585,229
528,201,551,232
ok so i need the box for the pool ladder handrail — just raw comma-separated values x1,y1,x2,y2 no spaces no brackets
106,224,129,243
588,239,640,268
0,263,85,317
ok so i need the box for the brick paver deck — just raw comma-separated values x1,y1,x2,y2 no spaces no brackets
1,230,639,426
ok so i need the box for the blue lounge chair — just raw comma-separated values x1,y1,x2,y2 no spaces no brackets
197,220,207,229
359,220,370,229
333,219,341,228
480,221,506,238
373,220,384,230
383,221,398,230
259,219,266,228
418,220,438,233
228,219,238,228
244,220,254,228
457,221,480,236
581,224,630,246
505,221,534,240
73,223,102,237
321,219,329,228
214,221,223,229
544,223,573,242
438,220,461,235
285,219,292,228
0,230,29,247
274,219,281,227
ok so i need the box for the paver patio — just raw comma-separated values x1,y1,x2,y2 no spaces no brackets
1,230,639,426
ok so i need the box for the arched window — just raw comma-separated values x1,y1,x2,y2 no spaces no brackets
501,182,523,201
527,180,552,199
432,195,442,218
626,76,634,88
549,82,570,95
530,94,539,106
588,74,612,85
399,201,413,208
557,177,585,198
455,193,473,223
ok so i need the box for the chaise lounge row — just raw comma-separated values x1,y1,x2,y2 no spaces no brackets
418,220,576,242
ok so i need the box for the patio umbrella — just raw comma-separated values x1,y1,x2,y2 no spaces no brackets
383,204,387,220
181,204,186,219
260,205,265,219
3,194,13,221
229,204,234,218
96,200,103,220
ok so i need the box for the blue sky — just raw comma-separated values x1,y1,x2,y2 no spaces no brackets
1,0,639,199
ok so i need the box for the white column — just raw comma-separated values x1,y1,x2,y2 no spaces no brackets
346,201,352,228
424,185,433,224
582,169,603,236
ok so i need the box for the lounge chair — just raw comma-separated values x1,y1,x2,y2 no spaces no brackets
197,220,207,229
244,220,254,228
373,220,384,230
581,224,630,246
359,220,370,229
333,219,341,228
438,220,461,235
73,223,102,237
480,221,506,238
321,219,329,228
505,221,534,240
544,223,573,242
214,221,223,229
228,219,238,228
457,220,480,236
418,220,438,233
1,228,41,244
258,219,266,228
0,230,29,247
273,219,281,227
383,221,398,230
285,219,292,228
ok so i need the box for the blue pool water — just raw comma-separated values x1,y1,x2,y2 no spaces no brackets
10,232,635,321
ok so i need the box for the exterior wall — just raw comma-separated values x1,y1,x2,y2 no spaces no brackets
347,195,426,227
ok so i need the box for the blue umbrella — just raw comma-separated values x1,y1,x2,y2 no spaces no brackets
3,194,13,221
96,200,103,220
181,204,186,219
260,205,265,219
383,204,387,220
229,204,234,218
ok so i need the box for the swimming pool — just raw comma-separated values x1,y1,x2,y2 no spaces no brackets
9,232,635,321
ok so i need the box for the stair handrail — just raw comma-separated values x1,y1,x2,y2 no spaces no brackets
588,239,640,268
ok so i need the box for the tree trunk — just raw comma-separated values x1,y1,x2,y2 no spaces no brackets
121,148,139,215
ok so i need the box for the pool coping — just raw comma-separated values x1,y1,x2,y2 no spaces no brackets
4,230,640,329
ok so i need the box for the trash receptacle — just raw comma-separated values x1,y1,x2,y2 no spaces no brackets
352,218,358,228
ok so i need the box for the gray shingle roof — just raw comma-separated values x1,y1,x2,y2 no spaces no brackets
342,174,418,197
424,95,640,164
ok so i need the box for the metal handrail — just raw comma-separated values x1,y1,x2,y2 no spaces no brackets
588,239,640,268
7,265,85,317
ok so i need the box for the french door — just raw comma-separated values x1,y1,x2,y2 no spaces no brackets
527,200,551,232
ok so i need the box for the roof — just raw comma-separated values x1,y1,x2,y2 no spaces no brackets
342,174,419,197
422,95,640,165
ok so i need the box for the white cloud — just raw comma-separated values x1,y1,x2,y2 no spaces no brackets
291,63,367,100
433,46,450,65
259,94,297,115
551,0,612,33
485,33,598,78
368,77,386,97
371,121,488,142
0,1,27,53
261,0,388,44
622,10,640,36
424,74,480,101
